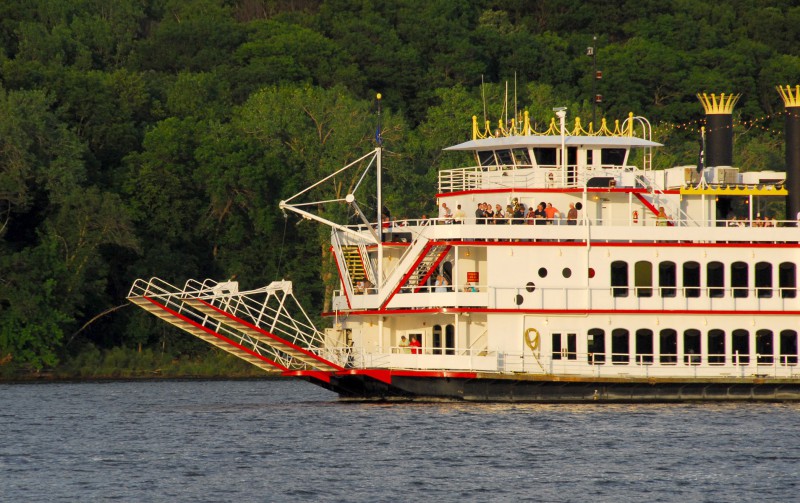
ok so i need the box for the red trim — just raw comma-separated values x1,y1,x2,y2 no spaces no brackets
337,368,478,384
282,370,331,383
437,187,681,198
142,297,289,371
372,239,800,250
323,306,800,317
196,299,345,371
634,192,659,215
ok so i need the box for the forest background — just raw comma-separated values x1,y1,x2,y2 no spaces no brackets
1,0,798,378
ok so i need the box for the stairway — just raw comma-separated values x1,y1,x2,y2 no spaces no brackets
403,244,452,293
342,245,367,281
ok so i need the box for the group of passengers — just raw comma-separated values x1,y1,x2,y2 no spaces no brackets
398,334,422,354
472,201,571,225
727,215,779,227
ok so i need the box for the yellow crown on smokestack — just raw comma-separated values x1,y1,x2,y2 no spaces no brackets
697,93,741,114
777,85,800,108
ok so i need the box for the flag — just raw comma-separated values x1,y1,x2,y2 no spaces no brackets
375,125,383,146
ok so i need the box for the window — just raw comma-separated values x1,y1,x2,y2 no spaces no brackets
533,147,557,166
478,151,496,168
659,261,677,298
636,329,654,364
707,329,725,364
552,333,562,360
513,148,531,167
779,262,796,298
635,261,653,298
588,328,605,364
683,261,701,298
755,262,772,299
432,324,455,355
611,328,630,364
601,148,626,166
780,330,798,365
756,329,773,364
731,262,748,298
432,325,442,355
611,261,628,297
660,329,677,364
707,261,725,298
732,329,750,365
496,150,514,167
684,329,701,365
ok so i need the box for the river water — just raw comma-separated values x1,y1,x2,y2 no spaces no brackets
2,378,799,502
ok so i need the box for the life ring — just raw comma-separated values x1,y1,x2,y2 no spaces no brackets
524,327,540,353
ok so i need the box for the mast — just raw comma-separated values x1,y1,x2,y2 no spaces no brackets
376,93,383,290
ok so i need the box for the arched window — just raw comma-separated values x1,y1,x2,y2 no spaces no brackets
659,261,677,298
707,329,725,364
732,329,749,365
779,262,797,299
731,262,748,298
683,261,700,298
635,328,654,364
659,329,677,364
588,328,605,365
611,328,630,364
755,262,772,299
707,261,725,298
611,261,628,297
635,261,653,298
683,329,701,365
756,329,773,364
780,330,798,365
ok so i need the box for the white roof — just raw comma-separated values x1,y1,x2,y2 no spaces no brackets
444,135,662,151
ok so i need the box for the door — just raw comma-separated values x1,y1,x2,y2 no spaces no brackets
551,333,577,360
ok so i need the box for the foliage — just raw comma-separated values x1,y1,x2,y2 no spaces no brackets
0,0,796,377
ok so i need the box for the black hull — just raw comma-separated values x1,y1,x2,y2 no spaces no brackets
300,373,800,403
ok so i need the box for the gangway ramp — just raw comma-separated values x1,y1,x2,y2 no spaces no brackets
127,277,343,373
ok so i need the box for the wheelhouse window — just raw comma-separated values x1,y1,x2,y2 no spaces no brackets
611,261,628,298
611,328,630,364
496,149,514,167
659,261,677,298
588,328,605,364
532,147,557,167
756,329,773,364
635,328,654,364
755,262,772,299
779,262,796,299
635,261,653,298
478,151,496,168
707,329,725,365
780,330,798,365
707,261,724,298
513,148,532,167
683,261,700,298
683,329,701,365
660,329,678,364
601,148,626,166
731,262,748,298
732,329,750,365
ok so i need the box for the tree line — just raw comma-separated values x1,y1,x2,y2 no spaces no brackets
1,0,797,374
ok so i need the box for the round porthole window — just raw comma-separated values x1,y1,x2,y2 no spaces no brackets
562,268,572,278
515,294,524,305
526,282,536,293
538,267,548,278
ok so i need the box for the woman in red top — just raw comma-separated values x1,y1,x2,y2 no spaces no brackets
409,335,421,354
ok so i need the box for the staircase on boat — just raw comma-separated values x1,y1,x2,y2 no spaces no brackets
127,277,344,373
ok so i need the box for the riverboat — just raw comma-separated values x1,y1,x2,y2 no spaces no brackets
128,87,800,402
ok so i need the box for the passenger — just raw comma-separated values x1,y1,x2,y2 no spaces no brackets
494,204,504,224
506,205,514,224
656,207,668,226
399,335,410,354
434,274,449,293
526,206,536,225
454,204,465,224
513,203,524,224
475,203,485,224
409,334,421,354
485,203,494,224
567,203,578,225
545,202,560,224
534,202,546,225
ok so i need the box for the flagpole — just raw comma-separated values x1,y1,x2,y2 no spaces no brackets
376,93,383,292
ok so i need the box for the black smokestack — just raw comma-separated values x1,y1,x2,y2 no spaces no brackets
697,93,740,168
778,85,800,222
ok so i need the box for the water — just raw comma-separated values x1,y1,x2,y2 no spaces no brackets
2,379,799,502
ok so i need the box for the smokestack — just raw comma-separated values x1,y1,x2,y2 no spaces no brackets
697,93,740,168
777,85,800,222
